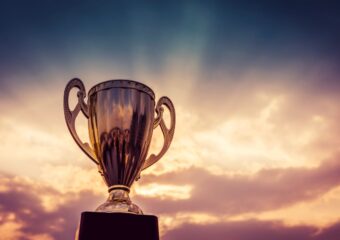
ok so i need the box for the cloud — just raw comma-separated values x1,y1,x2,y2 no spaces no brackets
1,158,340,240
136,157,340,215
0,173,102,240
0,167,340,240
163,219,340,240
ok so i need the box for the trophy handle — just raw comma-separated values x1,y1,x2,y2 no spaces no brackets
142,96,176,170
63,78,99,165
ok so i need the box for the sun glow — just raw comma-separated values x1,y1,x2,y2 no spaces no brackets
136,183,192,200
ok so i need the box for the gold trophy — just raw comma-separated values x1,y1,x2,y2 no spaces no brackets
64,78,175,214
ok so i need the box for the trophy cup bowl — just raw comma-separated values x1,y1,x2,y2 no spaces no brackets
64,78,175,214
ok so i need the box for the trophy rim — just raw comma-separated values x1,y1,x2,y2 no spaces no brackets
88,79,155,100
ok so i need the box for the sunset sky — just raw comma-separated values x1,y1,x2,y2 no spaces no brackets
1,1,340,239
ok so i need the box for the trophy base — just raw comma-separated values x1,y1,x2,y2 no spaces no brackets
76,212,159,240
95,187,143,214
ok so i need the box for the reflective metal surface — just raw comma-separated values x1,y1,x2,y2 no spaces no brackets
64,78,176,214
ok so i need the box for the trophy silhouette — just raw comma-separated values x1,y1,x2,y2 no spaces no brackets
64,78,175,215
64,78,176,240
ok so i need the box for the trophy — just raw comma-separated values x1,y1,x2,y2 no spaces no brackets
64,78,175,214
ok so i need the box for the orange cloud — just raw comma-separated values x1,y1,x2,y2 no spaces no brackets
163,219,340,240
137,156,340,215
0,173,102,240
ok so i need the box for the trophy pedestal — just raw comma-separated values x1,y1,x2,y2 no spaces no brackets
77,212,159,240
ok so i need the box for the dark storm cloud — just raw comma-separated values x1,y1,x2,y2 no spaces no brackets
0,172,102,239
137,156,340,215
163,219,340,240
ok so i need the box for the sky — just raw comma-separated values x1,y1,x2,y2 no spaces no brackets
0,0,340,239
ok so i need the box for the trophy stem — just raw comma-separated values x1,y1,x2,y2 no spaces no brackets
95,185,143,214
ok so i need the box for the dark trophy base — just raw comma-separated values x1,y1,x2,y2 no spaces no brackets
77,212,160,240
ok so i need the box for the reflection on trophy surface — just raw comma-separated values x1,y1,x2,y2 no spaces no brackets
64,78,175,214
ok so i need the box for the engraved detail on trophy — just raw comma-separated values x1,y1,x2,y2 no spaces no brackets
64,78,176,214
99,128,133,186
